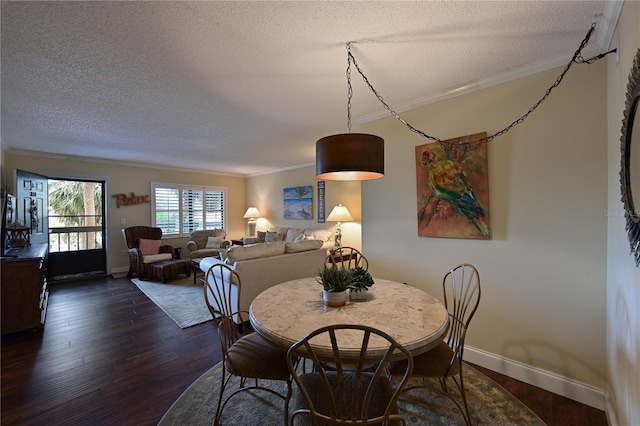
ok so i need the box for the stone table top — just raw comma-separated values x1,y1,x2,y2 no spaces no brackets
249,277,449,360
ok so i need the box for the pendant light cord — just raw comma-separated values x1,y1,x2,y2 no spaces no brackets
346,22,617,149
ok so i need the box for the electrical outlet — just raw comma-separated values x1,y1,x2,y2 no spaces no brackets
122,249,128,256
120,218,126,225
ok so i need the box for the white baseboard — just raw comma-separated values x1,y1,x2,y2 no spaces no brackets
604,390,618,426
109,266,129,278
464,346,605,411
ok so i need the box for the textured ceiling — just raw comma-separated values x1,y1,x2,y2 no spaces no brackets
1,1,614,176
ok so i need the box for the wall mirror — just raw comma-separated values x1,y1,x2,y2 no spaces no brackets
621,48,640,266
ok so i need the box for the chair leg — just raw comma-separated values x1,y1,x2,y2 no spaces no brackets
456,371,473,426
214,364,230,426
283,376,292,426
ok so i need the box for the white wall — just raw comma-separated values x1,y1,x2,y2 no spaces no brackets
605,2,640,425
361,59,608,395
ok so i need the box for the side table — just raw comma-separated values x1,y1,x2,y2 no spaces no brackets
231,239,245,246
192,258,204,285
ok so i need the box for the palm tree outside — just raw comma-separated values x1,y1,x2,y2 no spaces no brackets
48,180,102,251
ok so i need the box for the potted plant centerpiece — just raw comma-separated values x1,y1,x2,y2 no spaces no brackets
348,266,374,301
315,266,352,307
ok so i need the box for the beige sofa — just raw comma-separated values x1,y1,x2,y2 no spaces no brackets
242,226,334,249
199,239,327,323
186,229,230,259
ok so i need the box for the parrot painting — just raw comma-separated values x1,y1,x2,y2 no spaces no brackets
419,142,490,239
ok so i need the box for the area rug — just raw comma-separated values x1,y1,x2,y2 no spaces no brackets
158,362,545,425
131,277,212,329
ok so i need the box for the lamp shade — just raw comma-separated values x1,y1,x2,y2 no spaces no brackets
243,207,261,219
316,133,384,181
326,204,353,223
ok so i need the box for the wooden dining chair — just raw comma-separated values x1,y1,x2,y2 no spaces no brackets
389,263,481,425
203,263,292,426
325,246,368,270
287,324,413,425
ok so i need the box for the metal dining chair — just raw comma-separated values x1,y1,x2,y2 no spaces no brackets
325,246,368,270
287,324,413,425
389,263,481,425
204,263,292,426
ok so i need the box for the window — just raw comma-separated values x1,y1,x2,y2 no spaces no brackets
151,183,225,237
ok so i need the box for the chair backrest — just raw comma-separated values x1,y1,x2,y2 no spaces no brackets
203,263,247,357
122,226,163,249
287,324,413,425
442,263,481,370
325,247,369,270
190,229,227,249
203,263,243,323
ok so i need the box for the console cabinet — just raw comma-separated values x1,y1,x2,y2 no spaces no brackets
1,243,48,334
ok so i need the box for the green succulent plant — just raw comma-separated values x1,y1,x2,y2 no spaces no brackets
315,266,352,292
348,266,374,290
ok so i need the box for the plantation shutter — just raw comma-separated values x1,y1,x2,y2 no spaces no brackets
154,187,180,236
182,189,203,234
205,190,224,229
152,183,226,236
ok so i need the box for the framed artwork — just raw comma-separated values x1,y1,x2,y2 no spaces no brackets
283,185,313,220
415,132,490,240
317,181,326,223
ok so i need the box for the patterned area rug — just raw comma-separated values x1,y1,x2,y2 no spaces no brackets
131,277,212,329
159,362,546,425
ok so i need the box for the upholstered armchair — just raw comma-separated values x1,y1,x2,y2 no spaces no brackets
186,229,230,259
122,226,174,280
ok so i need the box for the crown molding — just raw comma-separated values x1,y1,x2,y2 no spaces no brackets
357,1,622,125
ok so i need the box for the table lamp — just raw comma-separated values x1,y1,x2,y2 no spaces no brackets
243,207,261,237
326,204,353,249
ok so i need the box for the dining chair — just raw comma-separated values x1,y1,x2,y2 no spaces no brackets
389,263,481,425
325,246,368,270
203,263,292,426
287,324,413,425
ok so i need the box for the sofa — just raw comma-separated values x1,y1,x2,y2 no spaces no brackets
242,226,334,249
199,239,328,323
186,229,230,259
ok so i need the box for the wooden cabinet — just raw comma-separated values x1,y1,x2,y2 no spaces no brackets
1,243,48,334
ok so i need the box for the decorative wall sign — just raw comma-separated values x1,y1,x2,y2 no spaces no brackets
317,181,326,223
415,133,490,240
112,192,150,208
283,186,313,220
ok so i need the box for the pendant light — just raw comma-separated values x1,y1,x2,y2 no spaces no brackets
316,44,384,181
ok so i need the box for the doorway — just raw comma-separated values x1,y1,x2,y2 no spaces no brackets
47,178,107,280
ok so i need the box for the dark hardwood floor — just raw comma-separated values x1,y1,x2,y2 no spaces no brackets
1,277,608,425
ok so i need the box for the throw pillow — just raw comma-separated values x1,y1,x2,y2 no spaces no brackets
264,231,282,243
293,233,307,242
256,231,266,243
139,238,161,256
205,237,223,249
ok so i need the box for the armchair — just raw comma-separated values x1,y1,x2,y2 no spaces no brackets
186,229,230,259
122,226,174,280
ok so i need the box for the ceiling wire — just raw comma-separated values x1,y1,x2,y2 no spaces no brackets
347,22,617,150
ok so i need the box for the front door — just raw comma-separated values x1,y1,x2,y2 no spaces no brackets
16,170,107,280
47,178,107,279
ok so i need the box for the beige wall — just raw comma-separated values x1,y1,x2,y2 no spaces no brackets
361,61,608,390
606,2,640,425
2,152,246,273
245,165,362,250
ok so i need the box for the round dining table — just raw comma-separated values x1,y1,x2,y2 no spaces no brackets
249,277,449,361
